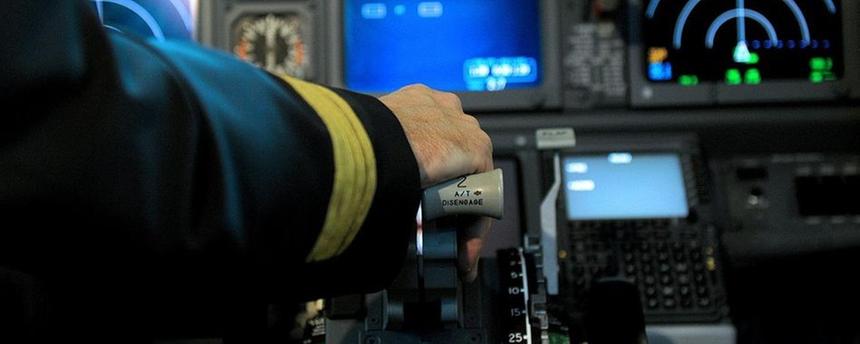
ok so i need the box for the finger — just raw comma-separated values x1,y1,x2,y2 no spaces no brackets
472,130,494,174
458,217,493,282
463,238,483,282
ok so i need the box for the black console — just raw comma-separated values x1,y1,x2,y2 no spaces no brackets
561,220,727,323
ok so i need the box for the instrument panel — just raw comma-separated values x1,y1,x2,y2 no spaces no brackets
230,12,313,78
643,0,843,85
95,0,858,110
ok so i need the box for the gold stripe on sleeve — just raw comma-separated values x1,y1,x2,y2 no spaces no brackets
278,75,377,262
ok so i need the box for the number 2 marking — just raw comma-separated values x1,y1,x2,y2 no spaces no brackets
457,176,468,188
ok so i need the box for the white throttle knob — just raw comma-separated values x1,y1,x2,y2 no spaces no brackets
421,169,504,221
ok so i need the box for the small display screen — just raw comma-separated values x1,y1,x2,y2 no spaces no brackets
563,153,689,220
642,0,843,85
89,0,196,41
344,0,542,93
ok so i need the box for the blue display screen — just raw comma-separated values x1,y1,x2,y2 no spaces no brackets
344,0,542,93
89,0,195,41
563,153,689,220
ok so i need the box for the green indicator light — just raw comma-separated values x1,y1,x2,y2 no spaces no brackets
745,68,761,84
726,69,742,85
679,75,699,86
810,71,824,83
748,53,760,64
825,58,834,70
810,57,826,70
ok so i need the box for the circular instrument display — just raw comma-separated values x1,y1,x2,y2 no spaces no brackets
231,13,311,79
90,0,194,41
643,0,843,85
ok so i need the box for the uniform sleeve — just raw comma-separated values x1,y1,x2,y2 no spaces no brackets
0,0,420,308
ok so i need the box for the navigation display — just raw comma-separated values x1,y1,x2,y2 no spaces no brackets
563,153,689,220
642,0,843,85
343,0,542,93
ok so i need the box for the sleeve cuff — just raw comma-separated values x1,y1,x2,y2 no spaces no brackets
282,86,421,299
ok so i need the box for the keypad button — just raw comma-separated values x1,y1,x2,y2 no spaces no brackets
661,286,675,297
646,286,657,297
663,298,676,309
698,298,711,308
642,264,653,274
660,274,672,285
625,265,637,275
647,298,659,309
645,276,656,285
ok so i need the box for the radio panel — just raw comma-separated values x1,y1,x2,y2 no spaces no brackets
717,153,860,263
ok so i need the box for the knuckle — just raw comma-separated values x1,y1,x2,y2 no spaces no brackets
463,114,480,125
436,91,462,108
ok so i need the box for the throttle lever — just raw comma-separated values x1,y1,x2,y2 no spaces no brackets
421,169,504,221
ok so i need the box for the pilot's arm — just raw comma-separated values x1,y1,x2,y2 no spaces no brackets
0,0,492,337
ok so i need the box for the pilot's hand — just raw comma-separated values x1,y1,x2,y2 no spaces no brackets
380,84,494,188
381,84,494,281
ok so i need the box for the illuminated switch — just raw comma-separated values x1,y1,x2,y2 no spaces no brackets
648,62,672,81
706,257,716,271
648,47,668,63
